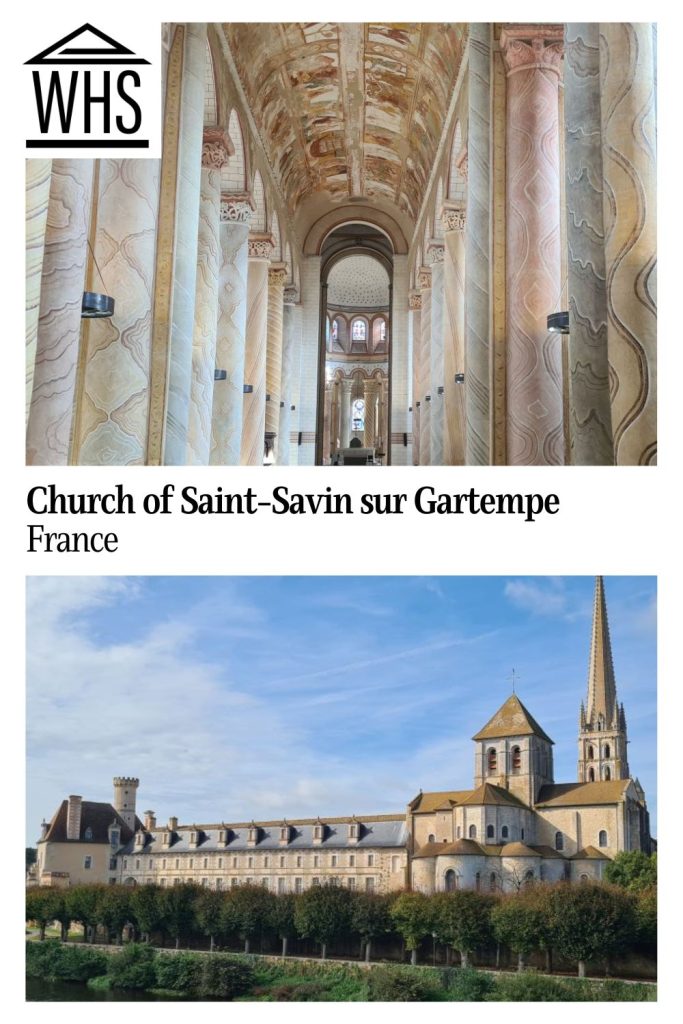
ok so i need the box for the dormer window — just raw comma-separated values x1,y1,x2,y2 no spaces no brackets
163,831,171,846
348,820,361,843
189,831,198,847
134,831,145,849
248,824,260,846
110,829,120,848
279,823,292,845
313,820,326,844
84,827,93,841
218,829,230,846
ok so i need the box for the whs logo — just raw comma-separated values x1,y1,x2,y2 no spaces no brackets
24,22,159,155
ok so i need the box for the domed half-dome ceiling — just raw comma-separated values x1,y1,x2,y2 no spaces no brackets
222,23,468,223
327,255,390,308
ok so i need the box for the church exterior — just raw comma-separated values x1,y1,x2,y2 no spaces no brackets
33,578,652,892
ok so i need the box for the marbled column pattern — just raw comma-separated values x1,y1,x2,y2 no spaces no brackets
210,196,252,465
279,290,299,466
186,129,231,465
600,22,657,466
340,379,353,449
265,263,288,460
75,160,159,465
409,292,421,465
442,204,467,465
26,159,94,465
240,234,273,465
419,269,432,466
25,159,52,426
428,244,445,466
363,378,379,448
465,23,492,465
502,25,565,465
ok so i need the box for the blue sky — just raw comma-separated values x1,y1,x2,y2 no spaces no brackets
26,576,657,844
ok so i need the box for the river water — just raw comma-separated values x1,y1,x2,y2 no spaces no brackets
26,977,178,1001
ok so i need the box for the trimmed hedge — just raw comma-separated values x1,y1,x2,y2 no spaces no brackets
26,939,108,982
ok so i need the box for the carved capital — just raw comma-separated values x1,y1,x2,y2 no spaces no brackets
500,24,564,78
427,242,445,265
202,128,234,170
268,262,288,287
408,291,422,311
248,232,275,260
220,191,254,223
283,287,299,305
418,267,432,290
442,201,466,232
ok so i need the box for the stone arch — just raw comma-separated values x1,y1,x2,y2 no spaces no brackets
304,207,407,255
444,869,458,891
448,120,466,202
223,109,247,193
251,170,267,231
204,41,218,126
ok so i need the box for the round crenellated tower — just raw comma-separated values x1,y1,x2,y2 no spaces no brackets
113,776,140,832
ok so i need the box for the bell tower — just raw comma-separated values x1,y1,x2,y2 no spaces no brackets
578,577,629,782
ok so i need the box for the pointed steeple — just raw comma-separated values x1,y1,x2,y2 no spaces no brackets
586,576,618,725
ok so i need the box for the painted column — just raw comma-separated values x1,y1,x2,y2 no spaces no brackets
428,242,445,465
564,24,614,465
339,378,353,448
442,203,467,464
322,383,332,462
363,378,379,448
600,23,657,465
409,291,421,465
25,159,52,427
73,160,159,465
265,263,288,462
26,159,93,464
465,23,492,465
501,24,564,466
279,288,299,466
418,268,432,466
240,233,273,465
163,21,207,465
186,129,231,465
330,380,340,455
210,195,252,465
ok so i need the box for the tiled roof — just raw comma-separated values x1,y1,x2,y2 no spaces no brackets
460,783,529,808
472,694,553,743
499,842,540,857
42,800,136,844
570,845,610,861
535,780,630,807
409,790,474,813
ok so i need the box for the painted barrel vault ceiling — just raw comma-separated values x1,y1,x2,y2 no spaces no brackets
222,23,468,226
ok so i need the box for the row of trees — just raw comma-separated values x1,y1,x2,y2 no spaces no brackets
27,874,656,978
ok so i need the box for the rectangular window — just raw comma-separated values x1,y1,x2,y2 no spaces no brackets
295,877,303,893
296,855,302,867
277,877,286,894
231,878,239,888
201,878,208,887
218,858,222,869
216,878,222,890
280,855,285,868
175,858,180,869
264,856,269,868
313,855,319,868
135,859,140,870
162,859,166,869
367,854,374,866
160,878,166,887
312,877,320,886
233,857,238,868
391,855,400,873
109,857,117,871
365,877,375,892
84,856,92,870
331,855,337,867
248,856,253,868
261,877,269,888
110,830,120,847
203,858,208,868
189,858,193,869
347,877,356,889
123,859,127,870
349,854,355,867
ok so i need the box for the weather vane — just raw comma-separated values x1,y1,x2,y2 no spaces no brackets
508,668,520,693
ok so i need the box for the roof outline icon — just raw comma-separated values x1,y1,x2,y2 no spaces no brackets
25,23,150,65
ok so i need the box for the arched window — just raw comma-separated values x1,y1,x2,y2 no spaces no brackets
511,746,521,772
445,869,457,892
468,825,477,839
555,831,564,851
475,872,481,891
598,830,608,848
588,767,595,782
84,827,93,840
331,318,339,342
379,320,386,341
587,745,594,759
489,873,497,892
486,824,495,840
351,318,367,341
501,826,509,840
427,834,435,844
487,747,497,773
604,743,611,758
604,766,611,781
523,870,534,887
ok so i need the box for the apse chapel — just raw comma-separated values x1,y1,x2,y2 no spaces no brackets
25,24,656,466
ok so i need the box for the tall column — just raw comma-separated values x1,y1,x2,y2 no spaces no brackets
564,25,614,465
265,263,288,461
363,378,379,448
600,23,657,466
330,380,340,455
163,22,207,464
241,233,273,465
25,159,52,427
442,203,467,464
73,160,159,465
26,159,93,464
465,23,492,465
379,376,389,458
210,195,252,465
186,129,231,465
339,379,353,448
418,268,432,466
501,24,565,466
279,288,299,466
428,242,445,465
409,292,421,465
322,382,332,462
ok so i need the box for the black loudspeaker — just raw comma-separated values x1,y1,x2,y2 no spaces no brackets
298,431,303,446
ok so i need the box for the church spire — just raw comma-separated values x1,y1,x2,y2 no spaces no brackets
586,575,618,726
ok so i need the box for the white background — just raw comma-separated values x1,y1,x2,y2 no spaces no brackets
4,0,679,1018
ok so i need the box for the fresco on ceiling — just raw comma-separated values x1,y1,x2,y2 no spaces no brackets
223,22,467,223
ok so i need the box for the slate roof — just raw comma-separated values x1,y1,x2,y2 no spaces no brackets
42,800,138,844
120,817,408,856
535,780,630,807
472,694,553,744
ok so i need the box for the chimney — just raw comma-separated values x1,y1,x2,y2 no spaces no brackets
66,796,82,840
144,810,156,831
39,820,49,841
168,816,178,831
